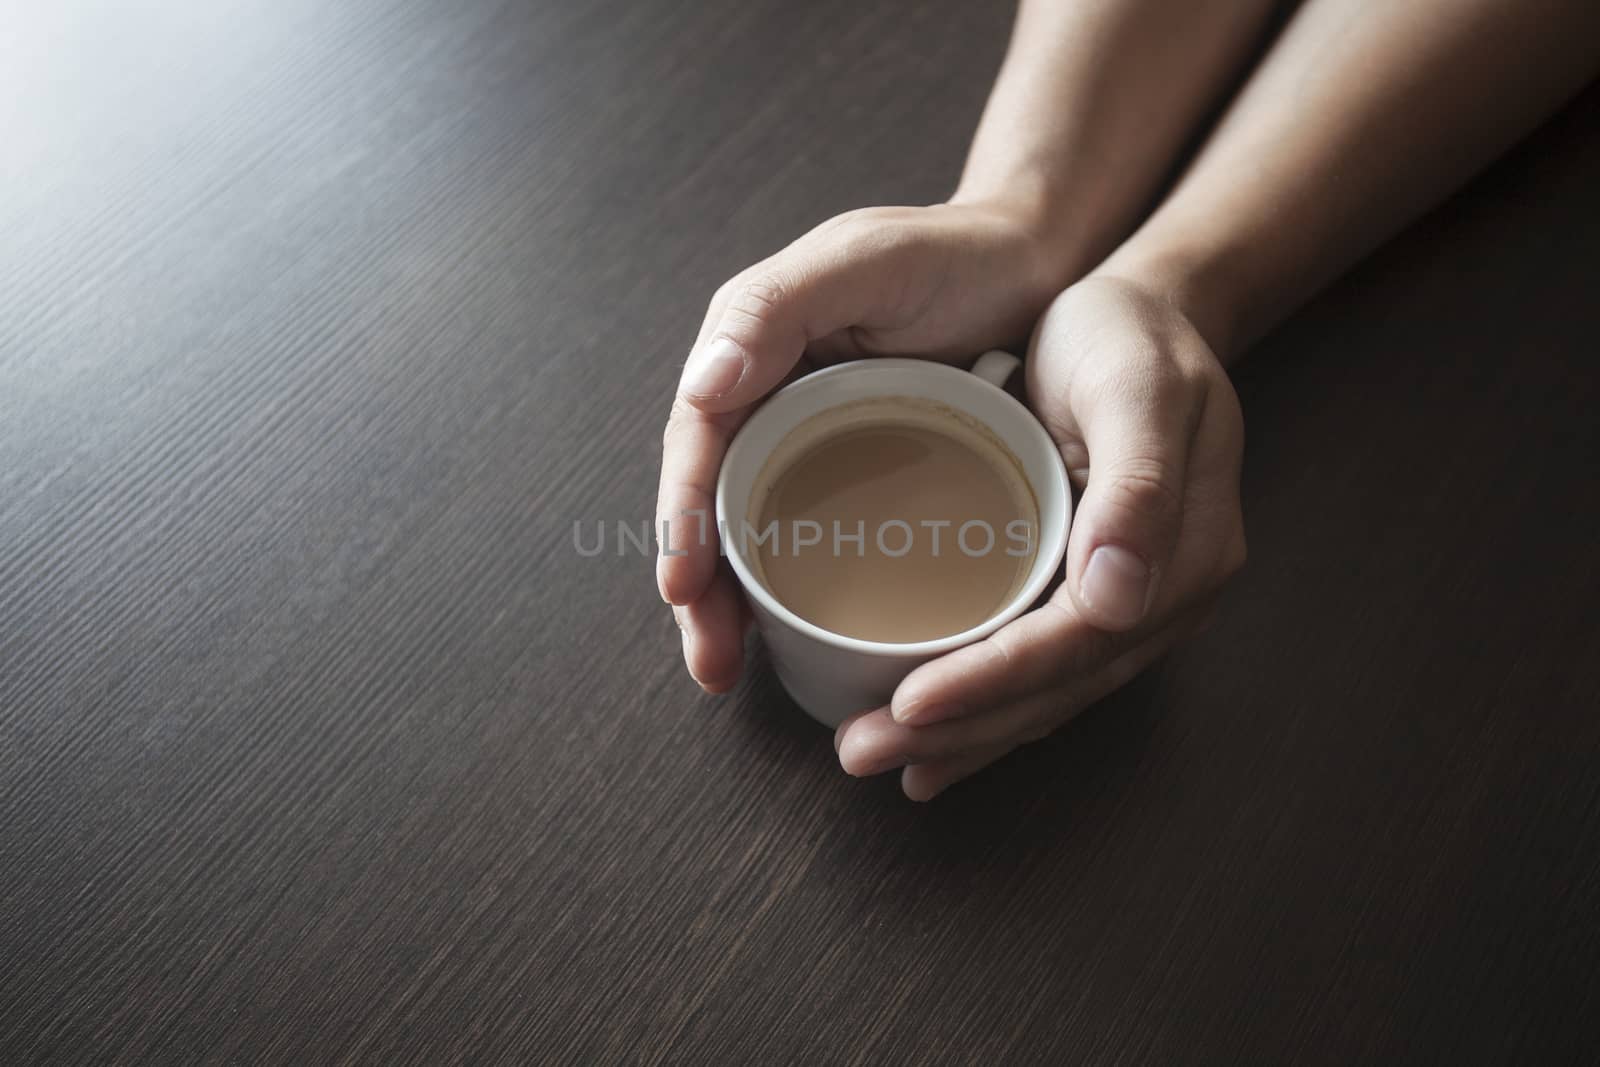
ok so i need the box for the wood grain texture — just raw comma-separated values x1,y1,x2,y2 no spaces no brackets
2,1,1597,1063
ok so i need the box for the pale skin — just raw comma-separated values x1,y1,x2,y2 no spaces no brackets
656,0,1600,799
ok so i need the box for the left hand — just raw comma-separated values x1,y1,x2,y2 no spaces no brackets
656,201,1072,692
834,274,1248,800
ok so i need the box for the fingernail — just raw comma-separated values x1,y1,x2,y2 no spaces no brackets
681,337,747,399
1080,545,1151,628
838,731,901,777
894,701,962,726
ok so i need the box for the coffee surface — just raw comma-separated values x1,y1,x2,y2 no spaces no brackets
753,421,1036,643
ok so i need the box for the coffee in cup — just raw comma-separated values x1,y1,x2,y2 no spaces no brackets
745,396,1038,643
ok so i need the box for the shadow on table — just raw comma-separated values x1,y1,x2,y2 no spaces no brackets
727,636,1174,874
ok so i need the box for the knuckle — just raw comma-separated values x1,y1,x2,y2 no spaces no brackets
660,416,685,453
1098,456,1184,526
736,271,789,314
983,626,1024,673
717,270,794,338
661,398,696,450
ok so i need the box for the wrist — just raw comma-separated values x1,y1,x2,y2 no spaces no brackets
947,179,1095,294
1091,235,1248,366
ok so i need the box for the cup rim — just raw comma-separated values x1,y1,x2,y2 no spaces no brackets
714,358,1070,659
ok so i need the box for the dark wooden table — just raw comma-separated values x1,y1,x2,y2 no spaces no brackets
4,1,1597,1063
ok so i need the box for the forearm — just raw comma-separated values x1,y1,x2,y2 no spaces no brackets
1098,0,1600,362
952,0,1283,284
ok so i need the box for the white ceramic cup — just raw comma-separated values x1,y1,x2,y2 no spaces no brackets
714,352,1072,727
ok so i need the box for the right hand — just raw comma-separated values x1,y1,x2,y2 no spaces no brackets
655,201,1071,692
832,274,1248,799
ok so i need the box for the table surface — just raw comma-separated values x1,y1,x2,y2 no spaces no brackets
4,1,1598,1063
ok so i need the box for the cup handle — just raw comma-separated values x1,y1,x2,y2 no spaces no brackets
970,349,1020,390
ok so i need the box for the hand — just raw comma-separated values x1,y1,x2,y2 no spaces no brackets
834,275,1247,799
656,201,1070,691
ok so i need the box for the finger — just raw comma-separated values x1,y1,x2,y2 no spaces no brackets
864,607,1208,779
1031,291,1212,633
900,743,1015,802
890,596,1210,731
677,566,745,693
890,595,1124,725
834,707,908,777
846,694,1063,770
833,706,874,756
656,396,745,605
676,219,921,413
1067,361,1202,632
656,352,820,605
653,268,755,605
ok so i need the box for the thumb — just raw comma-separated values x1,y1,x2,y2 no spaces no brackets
678,221,905,413
1065,376,1197,631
